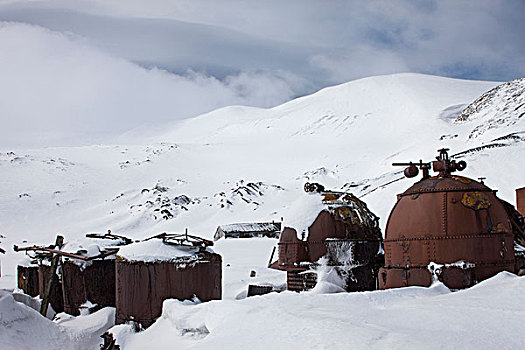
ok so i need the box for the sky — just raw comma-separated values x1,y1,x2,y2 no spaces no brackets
0,0,523,148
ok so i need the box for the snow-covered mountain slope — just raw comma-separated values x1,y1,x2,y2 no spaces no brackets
1,73,524,291
455,77,525,142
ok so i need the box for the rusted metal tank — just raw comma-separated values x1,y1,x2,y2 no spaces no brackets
115,233,221,328
14,232,128,315
380,149,515,290
61,259,116,315
517,187,525,217
38,264,64,313
271,187,384,292
60,233,128,315
17,264,40,297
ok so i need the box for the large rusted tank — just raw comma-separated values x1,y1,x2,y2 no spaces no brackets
62,259,116,316
380,149,515,290
517,187,525,217
60,233,128,315
17,264,40,297
14,233,128,315
270,186,384,292
38,264,64,313
115,233,221,328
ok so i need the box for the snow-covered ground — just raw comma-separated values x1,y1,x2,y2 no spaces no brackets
3,241,524,349
113,272,525,350
0,72,524,349
0,290,115,349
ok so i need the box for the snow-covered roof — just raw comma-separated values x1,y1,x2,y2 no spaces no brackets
281,190,379,239
116,239,213,263
217,222,281,234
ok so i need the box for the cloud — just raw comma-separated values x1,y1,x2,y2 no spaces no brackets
0,22,297,148
1,0,523,84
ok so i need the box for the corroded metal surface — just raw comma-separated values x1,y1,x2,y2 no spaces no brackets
62,260,116,316
380,149,515,290
38,265,64,313
17,265,39,297
115,252,221,328
273,190,384,292
287,270,317,291
518,187,525,217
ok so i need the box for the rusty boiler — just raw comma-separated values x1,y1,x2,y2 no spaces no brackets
379,148,516,290
270,184,384,292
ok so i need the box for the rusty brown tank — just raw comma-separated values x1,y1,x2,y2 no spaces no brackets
379,149,515,290
517,187,525,217
38,264,64,313
61,259,116,316
115,233,221,328
270,187,384,292
17,265,40,297
60,233,129,315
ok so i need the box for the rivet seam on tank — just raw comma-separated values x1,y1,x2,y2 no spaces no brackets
461,192,491,210
442,192,448,235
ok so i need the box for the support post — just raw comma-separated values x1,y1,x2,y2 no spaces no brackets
40,235,64,316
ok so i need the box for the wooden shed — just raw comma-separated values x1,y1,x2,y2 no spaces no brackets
214,222,281,241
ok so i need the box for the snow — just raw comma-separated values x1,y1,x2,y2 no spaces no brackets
213,238,285,300
116,239,212,263
280,192,326,236
111,272,525,349
0,290,114,349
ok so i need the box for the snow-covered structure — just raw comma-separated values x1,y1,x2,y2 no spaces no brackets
214,222,281,241
270,185,384,292
115,233,221,328
14,233,127,316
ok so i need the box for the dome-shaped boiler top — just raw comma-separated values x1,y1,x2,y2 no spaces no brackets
380,149,514,290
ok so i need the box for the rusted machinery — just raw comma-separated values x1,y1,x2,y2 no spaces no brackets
115,233,221,328
270,185,384,292
379,148,521,290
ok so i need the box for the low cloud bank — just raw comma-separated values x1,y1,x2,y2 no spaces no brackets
0,22,298,148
